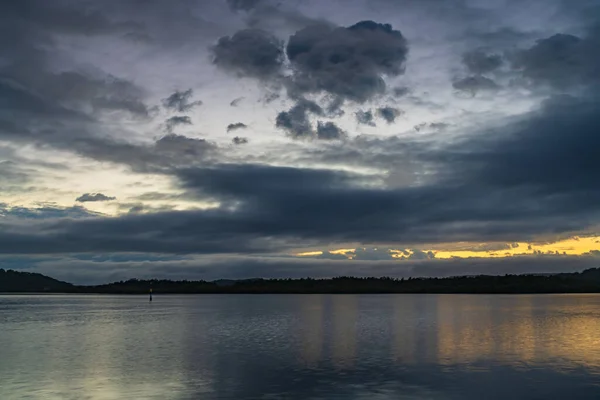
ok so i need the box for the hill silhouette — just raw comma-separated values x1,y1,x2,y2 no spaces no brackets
2,268,600,294
0,269,74,292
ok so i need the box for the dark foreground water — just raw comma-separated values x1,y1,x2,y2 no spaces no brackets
1,294,600,399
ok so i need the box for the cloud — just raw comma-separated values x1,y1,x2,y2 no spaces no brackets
512,31,600,88
76,193,116,203
275,99,323,139
377,107,402,123
452,75,499,95
462,49,503,74
316,122,346,140
230,97,245,107
10,252,599,284
211,29,285,81
0,203,100,220
232,136,249,145
154,134,216,158
162,89,202,112
414,122,449,132
286,21,409,102
165,116,192,133
392,87,410,97
356,110,375,126
227,0,263,11
227,122,248,132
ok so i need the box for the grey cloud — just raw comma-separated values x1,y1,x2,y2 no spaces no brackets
165,116,192,133
377,107,402,123
230,97,245,107
227,0,263,11
415,122,449,132
227,122,248,132
275,99,323,139
453,75,499,95
0,76,218,171
407,249,436,260
162,89,202,112
356,110,375,126
134,192,185,201
392,87,410,97
211,29,284,81
0,161,30,184
352,248,395,261
512,31,600,88
76,193,116,203
316,122,346,140
232,136,249,145
462,49,503,74
154,134,216,158
0,203,100,220
286,21,409,102
3,68,150,118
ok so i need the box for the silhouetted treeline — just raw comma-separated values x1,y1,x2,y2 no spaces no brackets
0,269,74,292
3,268,600,294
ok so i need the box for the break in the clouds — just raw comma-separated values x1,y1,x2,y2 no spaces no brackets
1,0,599,282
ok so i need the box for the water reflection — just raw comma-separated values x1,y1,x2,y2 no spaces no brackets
1,294,600,399
330,295,357,368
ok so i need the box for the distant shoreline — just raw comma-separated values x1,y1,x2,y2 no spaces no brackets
3,268,600,294
3,291,600,296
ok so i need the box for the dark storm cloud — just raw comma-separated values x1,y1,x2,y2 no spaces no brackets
356,110,376,126
76,193,116,203
9,86,594,258
211,29,285,81
162,89,202,112
232,136,249,145
7,90,588,255
316,122,346,140
377,107,402,123
165,116,192,132
452,75,499,95
227,122,248,132
286,21,409,102
275,99,324,139
462,49,503,74
512,30,600,88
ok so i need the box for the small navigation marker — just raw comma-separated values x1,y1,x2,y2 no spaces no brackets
149,287,153,302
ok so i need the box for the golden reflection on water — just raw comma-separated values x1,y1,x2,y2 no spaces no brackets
3,294,600,399
331,295,357,368
300,295,324,366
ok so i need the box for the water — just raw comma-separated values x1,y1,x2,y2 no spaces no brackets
1,294,600,399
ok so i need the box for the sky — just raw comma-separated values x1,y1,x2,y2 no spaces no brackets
1,0,600,284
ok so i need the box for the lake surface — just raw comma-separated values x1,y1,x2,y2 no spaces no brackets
1,294,600,399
